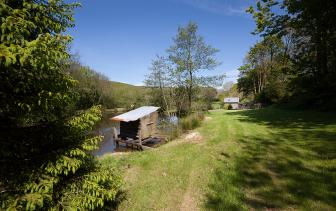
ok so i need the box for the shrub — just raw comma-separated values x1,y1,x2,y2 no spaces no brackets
223,103,230,110
180,112,204,131
169,125,182,141
181,118,192,130
1,106,124,210
210,101,223,110
158,112,204,141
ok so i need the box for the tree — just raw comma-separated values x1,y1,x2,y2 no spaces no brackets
67,60,117,109
0,1,122,210
238,36,290,103
247,0,336,108
144,56,174,113
167,22,221,112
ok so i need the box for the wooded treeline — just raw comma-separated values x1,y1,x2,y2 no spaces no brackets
238,0,336,109
67,59,149,110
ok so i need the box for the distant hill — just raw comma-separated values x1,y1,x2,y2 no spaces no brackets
109,81,149,108
110,81,145,89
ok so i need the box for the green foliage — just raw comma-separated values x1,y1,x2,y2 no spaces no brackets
210,101,223,110
145,22,224,115
246,0,278,35
246,0,336,109
0,0,79,124
0,1,122,210
158,112,204,142
218,83,244,103
222,103,230,110
180,112,204,131
144,56,175,112
68,59,150,110
238,35,291,104
67,61,117,109
110,81,149,109
168,22,222,112
195,87,218,110
1,106,123,210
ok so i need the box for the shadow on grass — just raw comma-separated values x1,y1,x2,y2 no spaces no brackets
205,108,336,210
102,191,127,210
226,108,336,129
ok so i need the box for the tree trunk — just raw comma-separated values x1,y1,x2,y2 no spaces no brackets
188,69,193,113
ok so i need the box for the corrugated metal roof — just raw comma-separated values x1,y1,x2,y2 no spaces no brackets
111,106,160,122
224,97,239,103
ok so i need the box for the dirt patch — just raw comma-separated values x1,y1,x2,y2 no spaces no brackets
184,131,203,142
204,116,213,121
180,169,200,211
112,151,128,156
124,166,140,182
180,190,198,211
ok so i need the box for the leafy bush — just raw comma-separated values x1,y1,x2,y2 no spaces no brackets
158,112,204,141
0,1,123,210
210,101,223,110
223,104,233,110
180,112,205,131
1,106,123,210
168,125,183,141
180,118,192,131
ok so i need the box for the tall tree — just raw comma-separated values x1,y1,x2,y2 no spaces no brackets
144,56,177,114
67,60,116,109
247,0,336,108
0,1,121,210
238,36,290,103
167,22,220,112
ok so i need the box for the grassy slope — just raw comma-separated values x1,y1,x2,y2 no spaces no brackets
100,108,336,210
109,81,148,107
110,81,145,90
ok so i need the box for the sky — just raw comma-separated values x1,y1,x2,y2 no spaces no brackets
68,0,259,86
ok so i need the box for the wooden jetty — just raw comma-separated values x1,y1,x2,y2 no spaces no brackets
111,106,162,150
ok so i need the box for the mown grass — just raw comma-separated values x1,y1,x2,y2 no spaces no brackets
100,108,336,210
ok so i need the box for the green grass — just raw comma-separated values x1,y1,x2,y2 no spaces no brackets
211,101,223,110
100,108,336,210
109,81,148,108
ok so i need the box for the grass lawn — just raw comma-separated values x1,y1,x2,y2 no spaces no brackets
100,108,336,210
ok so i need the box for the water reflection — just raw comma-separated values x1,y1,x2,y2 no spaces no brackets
91,121,122,156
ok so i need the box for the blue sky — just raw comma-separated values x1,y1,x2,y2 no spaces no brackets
68,0,259,86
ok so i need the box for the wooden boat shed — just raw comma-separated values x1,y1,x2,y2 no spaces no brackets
111,106,160,149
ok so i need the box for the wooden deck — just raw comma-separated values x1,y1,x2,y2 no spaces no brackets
116,136,165,151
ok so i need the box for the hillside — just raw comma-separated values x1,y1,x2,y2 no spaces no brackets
109,81,149,108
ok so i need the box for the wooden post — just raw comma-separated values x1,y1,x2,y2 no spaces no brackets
139,129,142,147
113,127,119,146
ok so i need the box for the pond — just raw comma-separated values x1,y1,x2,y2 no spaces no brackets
91,111,178,156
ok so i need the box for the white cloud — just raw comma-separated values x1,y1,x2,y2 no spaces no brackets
133,82,145,86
